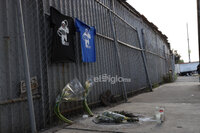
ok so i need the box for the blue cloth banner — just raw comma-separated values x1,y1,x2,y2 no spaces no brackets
75,18,96,62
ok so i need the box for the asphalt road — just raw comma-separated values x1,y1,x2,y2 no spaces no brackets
42,76,200,133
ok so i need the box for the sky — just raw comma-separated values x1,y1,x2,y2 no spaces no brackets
127,0,198,62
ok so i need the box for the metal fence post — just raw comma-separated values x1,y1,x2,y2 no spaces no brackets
138,29,152,91
172,54,175,81
17,0,37,133
108,9,128,102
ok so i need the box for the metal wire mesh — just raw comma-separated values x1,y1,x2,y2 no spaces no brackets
0,0,175,132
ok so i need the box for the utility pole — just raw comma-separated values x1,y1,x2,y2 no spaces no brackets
197,0,200,64
186,23,191,63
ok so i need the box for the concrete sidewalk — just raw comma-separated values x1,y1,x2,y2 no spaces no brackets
41,76,200,133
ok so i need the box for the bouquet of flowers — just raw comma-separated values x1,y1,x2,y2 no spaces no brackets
54,77,94,124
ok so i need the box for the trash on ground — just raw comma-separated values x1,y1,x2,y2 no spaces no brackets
139,117,156,122
154,106,165,124
93,111,139,124
100,90,117,106
82,115,89,118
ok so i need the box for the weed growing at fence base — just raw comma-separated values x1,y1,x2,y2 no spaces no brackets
163,73,173,83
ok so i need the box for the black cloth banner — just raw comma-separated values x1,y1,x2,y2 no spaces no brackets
50,7,76,63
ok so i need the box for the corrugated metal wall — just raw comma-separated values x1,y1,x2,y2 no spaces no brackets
0,0,174,132
0,0,45,132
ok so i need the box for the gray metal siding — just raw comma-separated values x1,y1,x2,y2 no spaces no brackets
0,0,174,132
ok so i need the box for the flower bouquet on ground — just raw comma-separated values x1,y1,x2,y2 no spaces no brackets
54,77,94,124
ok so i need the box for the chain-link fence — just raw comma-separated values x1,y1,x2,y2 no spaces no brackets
0,0,174,132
